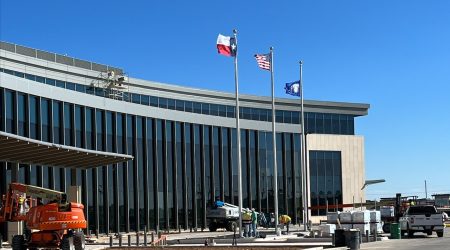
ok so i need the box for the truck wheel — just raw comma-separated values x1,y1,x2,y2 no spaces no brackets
382,223,390,233
408,230,414,238
209,222,217,232
437,231,444,237
12,235,26,250
426,230,432,236
73,232,85,250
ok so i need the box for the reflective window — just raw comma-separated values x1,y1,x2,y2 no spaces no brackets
53,101,62,144
175,100,184,111
29,95,39,139
285,134,294,216
56,80,65,88
204,126,211,204
14,71,24,78
339,115,348,135
5,90,14,133
146,118,155,229
167,99,175,110
36,76,45,83
137,116,145,230
45,78,56,86
175,122,184,228
64,103,73,146
126,114,135,230
276,110,283,123
141,95,149,106
76,84,86,93
158,98,167,109
241,130,248,207
227,106,235,118
150,96,158,107
166,121,175,228
222,128,230,202
75,105,83,148
106,112,113,152
193,102,201,114
117,113,124,154
276,133,284,213
249,130,257,209
184,123,193,227
18,93,27,137
201,103,209,115
292,111,300,124
193,124,202,226
184,101,193,112
41,98,51,142
85,108,94,150
25,73,35,81
209,104,218,116
309,151,342,216
96,110,104,150
258,132,268,212
213,127,220,201
324,114,332,134
156,119,165,228
132,93,141,104
0,89,3,131
66,82,76,91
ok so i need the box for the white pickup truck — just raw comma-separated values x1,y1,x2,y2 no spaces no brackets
399,205,445,237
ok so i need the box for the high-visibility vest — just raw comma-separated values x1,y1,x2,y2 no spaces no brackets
279,215,291,224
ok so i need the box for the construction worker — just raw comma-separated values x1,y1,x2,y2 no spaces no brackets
18,195,26,215
242,209,252,237
251,208,258,237
279,214,292,234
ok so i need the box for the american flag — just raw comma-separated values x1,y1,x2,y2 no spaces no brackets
254,53,271,71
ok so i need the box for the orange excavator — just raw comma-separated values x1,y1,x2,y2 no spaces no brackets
0,183,87,250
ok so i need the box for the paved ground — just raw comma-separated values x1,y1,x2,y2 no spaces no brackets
356,230,450,250
1,225,449,249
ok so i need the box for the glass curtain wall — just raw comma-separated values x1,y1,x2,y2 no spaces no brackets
0,86,346,235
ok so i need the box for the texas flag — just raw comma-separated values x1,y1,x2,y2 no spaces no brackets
217,34,237,57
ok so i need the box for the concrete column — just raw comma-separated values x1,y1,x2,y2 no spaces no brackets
67,168,81,203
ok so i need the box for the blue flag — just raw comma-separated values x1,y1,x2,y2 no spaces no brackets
285,81,300,97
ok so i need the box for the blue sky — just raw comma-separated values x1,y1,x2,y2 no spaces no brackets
1,1,449,200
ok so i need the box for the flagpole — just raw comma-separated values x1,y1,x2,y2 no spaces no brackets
270,47,280,236
299,60,308,231
233,29,244,237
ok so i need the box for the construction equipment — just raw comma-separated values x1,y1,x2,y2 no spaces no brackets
379,193,417,233
206,201,252,232
0,183,87,250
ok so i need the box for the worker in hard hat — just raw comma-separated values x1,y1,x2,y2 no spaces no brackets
279,214,292,234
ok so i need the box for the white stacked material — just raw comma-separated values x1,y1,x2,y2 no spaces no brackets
319,224,336,235
371,222,383,234
353,223,370,234
370,210,381,222
327,212,340,223
352,210,371,223
339,211,353,223
380,206,395,218
340,224,353,230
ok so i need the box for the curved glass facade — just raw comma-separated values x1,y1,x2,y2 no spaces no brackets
0,85,318,233
0,68,355,134
0,44,366,235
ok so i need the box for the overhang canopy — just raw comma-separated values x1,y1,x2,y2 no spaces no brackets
0,131,133,169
